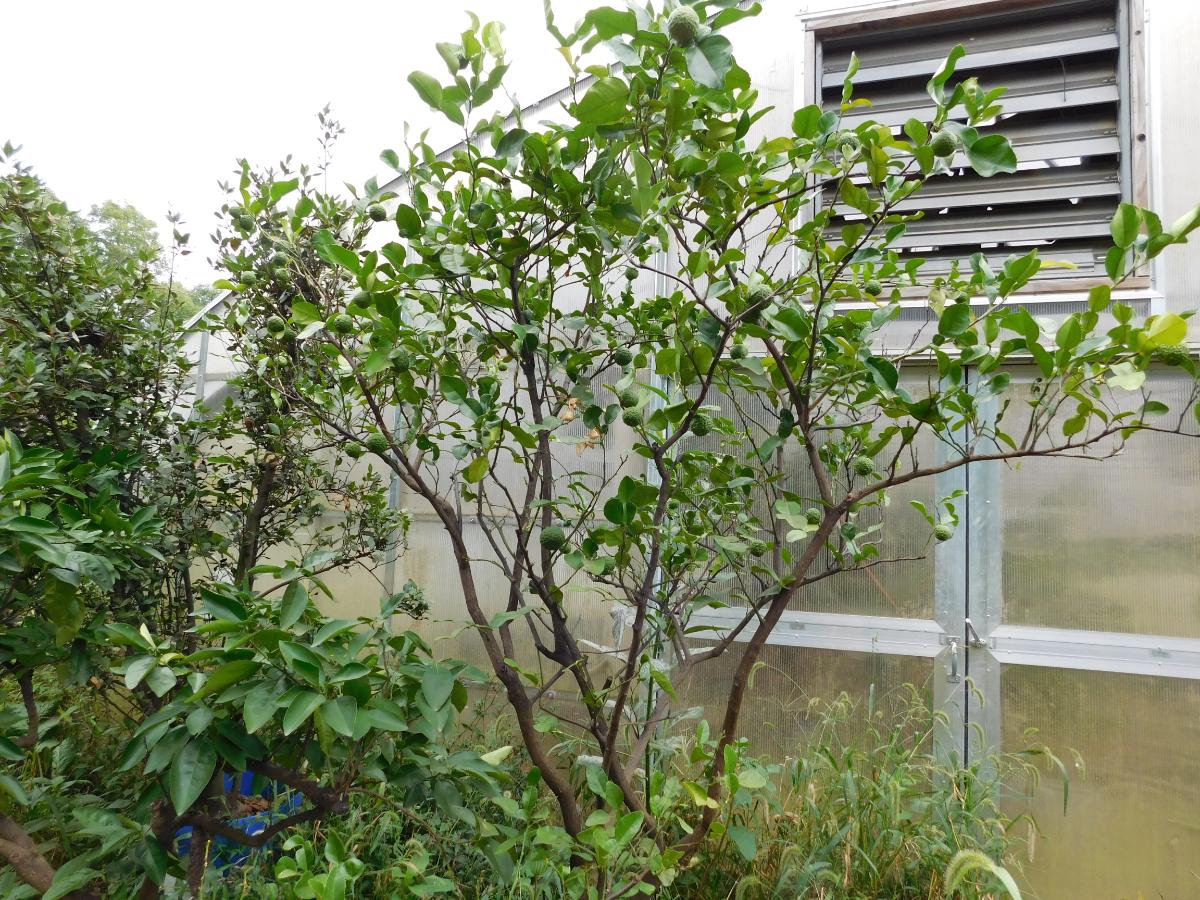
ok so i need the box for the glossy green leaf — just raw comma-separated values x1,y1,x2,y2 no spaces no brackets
421,666,455,710
322,696,357,738
573,76,628,125
167,738,217,814
193,660,259,700
684,35,733,90
282,691,324,735
966,135,1017,177
280,580,308,629
407,71,443,110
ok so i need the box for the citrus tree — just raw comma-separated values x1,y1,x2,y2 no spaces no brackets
217,1,1200,891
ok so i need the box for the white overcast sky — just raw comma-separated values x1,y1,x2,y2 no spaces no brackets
4,1,594,287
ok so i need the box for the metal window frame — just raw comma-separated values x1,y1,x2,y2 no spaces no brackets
676,360,1200,771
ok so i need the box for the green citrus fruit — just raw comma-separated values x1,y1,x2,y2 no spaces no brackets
364,433,390,456
1155,343,1190,366
930,130,957,159
690,412,713,437
934,524,954,542
667,6,700,46
851,455,875,477
539,526,568,552
613,347,634,367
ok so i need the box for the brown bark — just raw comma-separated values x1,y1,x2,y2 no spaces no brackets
13,671,38,748
0,814,55,894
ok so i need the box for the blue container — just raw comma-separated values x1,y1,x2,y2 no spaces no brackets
175,771,304,868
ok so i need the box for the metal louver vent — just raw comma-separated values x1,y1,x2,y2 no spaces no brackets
817,0,1128,286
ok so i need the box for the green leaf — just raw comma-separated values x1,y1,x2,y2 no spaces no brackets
684,35,733,90
269,178,300,204
841,51,860,102
864,356,899,391
0,773,29,805
1105,246,1127,281
168,739,217,814
927,45,966,104
0,737,23,761
144,666,177,697
1108,362,1146,391
586,6,637,38
495,128,529,158
1144,311,1187,347
573,76,629,125
615,810,644,843
735,768,767,790
242,683,278,734
939,304,973,337
407,71,443,110
1055,316,1082,351
1167,201,1200,243
44,858,101,900
186,706,214,736
966,135,1017,177
280,580,308,629
480,745,513,766
421,667,455,710
792,104,822,139
464,455,489,483
1110,202,1141,248
290,300,323,326
631,149,654,215
727,824,757,861
194,660,259,700
283,691,324,735
394,204,422,237
313,230,360,273
1088,284,1112,312
124,655,157,690
322,696,357,738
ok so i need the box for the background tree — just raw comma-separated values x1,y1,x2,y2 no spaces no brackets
217,3,1200,892
0,144,421,897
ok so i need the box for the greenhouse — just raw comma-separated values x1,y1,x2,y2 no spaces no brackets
3,0,1199,896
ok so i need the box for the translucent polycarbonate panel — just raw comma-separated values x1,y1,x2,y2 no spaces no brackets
680,643,931,760
398,514,618,674
1001,665,1200,898
1000,371,1200,635
679,372,942,619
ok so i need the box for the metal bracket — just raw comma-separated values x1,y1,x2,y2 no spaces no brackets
964,617,991,649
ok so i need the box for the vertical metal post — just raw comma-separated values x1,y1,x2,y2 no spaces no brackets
965,389,1003,763
932,374,969,766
